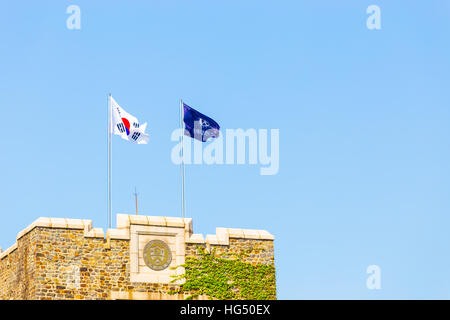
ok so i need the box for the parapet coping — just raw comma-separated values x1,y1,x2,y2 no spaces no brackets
0,214,274,260
113,214,274,245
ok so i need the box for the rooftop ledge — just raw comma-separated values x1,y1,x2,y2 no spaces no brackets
0,214,274,260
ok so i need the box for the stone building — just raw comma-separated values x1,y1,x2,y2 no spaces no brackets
0,214,275,300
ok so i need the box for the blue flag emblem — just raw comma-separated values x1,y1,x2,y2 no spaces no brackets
183,103,220,142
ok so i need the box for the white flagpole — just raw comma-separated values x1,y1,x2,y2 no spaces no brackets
180,99,186,218
108,93,112,229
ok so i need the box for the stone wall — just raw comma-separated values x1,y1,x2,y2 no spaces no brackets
0,228,38,299
0,215,275,300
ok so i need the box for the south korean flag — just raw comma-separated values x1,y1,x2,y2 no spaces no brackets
110,96,149,144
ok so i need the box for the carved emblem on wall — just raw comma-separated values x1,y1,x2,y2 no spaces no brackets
143,240,172,271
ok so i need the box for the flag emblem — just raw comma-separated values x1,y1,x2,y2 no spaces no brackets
122,118,131,135
183,103,220,142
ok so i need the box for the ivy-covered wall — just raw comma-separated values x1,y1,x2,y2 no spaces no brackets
175,239,276,300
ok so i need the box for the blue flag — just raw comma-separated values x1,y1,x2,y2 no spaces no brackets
183,103,220,142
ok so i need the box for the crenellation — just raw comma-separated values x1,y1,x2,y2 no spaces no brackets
0,214,275,300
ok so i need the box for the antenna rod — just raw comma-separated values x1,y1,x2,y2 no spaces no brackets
134,187,138,215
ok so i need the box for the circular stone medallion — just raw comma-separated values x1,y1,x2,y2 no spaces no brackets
143,239,172,271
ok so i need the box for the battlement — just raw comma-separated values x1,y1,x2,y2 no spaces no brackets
0,215,274,261
0,214,275,300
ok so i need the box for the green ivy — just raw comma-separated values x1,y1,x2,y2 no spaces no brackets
169,246,276,300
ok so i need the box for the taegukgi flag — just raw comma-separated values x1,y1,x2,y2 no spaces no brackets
110,96,149,144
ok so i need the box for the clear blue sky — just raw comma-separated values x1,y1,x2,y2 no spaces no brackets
1,1,449,299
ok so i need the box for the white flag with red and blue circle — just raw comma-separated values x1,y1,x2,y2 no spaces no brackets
111,96,149,144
